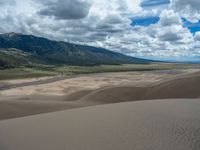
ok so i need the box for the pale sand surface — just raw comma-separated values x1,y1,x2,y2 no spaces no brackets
0,71,171,96
0,69,200,120
0,69,198,96
0,99,200,150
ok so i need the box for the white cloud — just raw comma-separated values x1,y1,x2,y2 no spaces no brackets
194,32,200,41
38,0,91,20
159,9,182,26
171,0,200,23
0,0,199,60
100,9,195,59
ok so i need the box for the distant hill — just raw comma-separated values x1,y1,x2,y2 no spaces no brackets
0,32,150,67
0,48,44,68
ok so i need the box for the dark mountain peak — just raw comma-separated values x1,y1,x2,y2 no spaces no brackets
0,32,150,66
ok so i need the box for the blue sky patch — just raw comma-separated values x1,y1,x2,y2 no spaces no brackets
131,16,200,35
131,16,159,26
182,18,200,34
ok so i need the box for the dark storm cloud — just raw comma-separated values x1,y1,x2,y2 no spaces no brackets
38,0,91,20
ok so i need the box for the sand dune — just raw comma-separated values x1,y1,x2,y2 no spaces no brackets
145,74,200,99
0,70,199,120
0,99,200,150
0,70,200,149
0,70,177,120
80,72,200,103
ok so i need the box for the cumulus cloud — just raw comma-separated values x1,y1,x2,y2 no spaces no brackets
0,0,141,43
100,9,195,58
194,32,200,41
38,0,91,20
159,9,182,26
156,10,193,43
0,0,199,60
171,0,200,23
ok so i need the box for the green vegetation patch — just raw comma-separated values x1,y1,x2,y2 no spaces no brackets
0,63,199,80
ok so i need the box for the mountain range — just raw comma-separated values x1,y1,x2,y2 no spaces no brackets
0,32,150,68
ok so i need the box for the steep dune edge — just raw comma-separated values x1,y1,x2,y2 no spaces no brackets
144,75,200,99
80,72,200,102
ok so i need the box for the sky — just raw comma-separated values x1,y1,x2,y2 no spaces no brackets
0,0,200,61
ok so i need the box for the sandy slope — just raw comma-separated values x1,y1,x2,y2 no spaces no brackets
82,72,200,103
0,99,200,150
0,70,178,120
0,69,199,120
